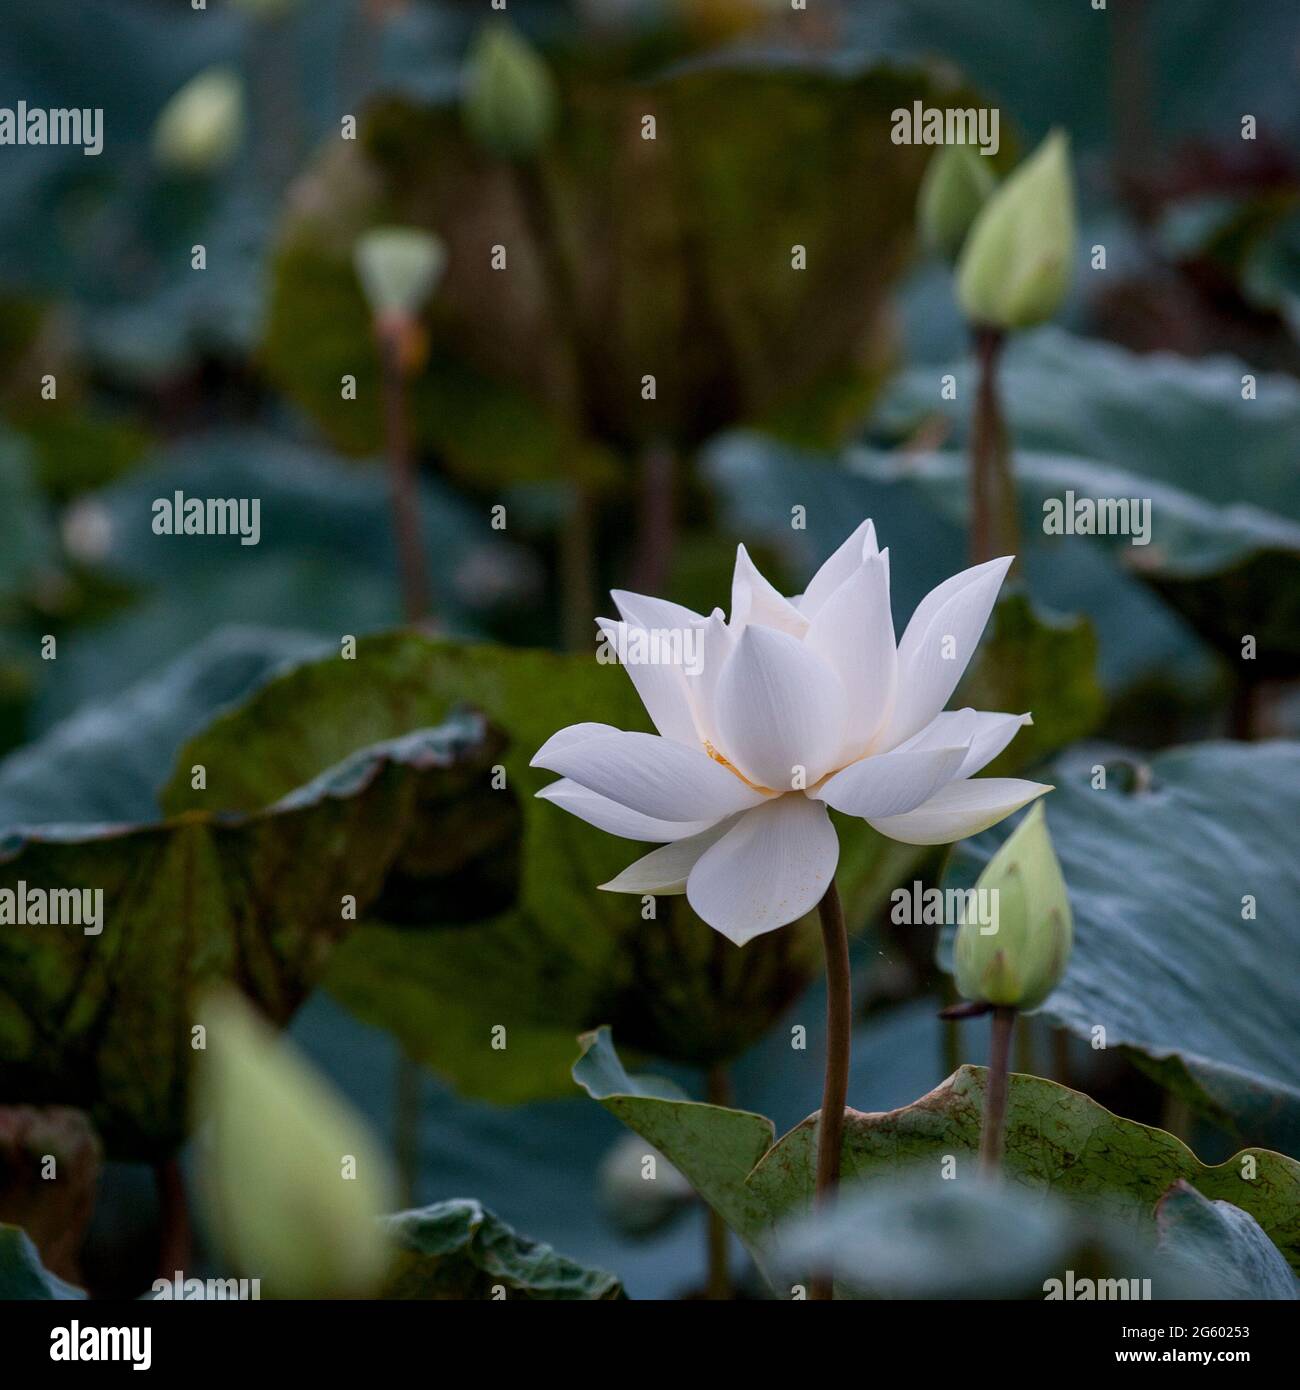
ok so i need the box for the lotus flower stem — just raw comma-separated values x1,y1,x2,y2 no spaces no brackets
375,318,434,1192
941,977,963,1077
810,880,850,1300
705,1062,734,1299
980,1005,1017,1172
395,1046,421,1206
969,326,1019,568
1109,0,1155,223
505,160,598,650
153,1157,192,1279
631,439,676,595
377,324,433,626
1229,676,1266,740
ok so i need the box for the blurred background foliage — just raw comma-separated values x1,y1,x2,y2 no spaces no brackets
1,0,1299,1299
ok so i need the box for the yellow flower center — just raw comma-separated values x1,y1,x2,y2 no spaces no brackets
704,741,774,794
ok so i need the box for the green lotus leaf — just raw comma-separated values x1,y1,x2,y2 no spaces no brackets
381,1199,623,1300
942,741,1300,1153
575,1030,1300,1287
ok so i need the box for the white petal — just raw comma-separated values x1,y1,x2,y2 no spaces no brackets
610,589,704,630
531,728,764,822
893,707,980,752
599,818,738,894
730,543,808,637
815,744,968,818
803,550,896,757
596,617,699,746
866,777,1052,846
533,722,625,764
959,711,1032,777
897,709,1032,777
682,609,734,750
797,519,878,619
713,624,847,790
536,779,717,842
880,556,1012,748
686,795,839,945
896,556,1011,653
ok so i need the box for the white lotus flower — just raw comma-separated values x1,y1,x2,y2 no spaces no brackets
532,521,1051,945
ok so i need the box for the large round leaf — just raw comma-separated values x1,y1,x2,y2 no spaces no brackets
943,742,1300,1153
575,1031,1300,1284
264,55,990,482
34,430,524,730
771,1172,1202,1300
381,1199,623,1300
876,329,1300,672
879,327,1300,517
1156,1181,1298,1301
0,707,497,1157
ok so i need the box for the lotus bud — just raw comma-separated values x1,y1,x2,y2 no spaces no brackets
918,144,997,263
194,991,395,1298
354,226,447,327
462,22,558,159
956,130,1075,330
152,67,245,174
954,802,1072,1011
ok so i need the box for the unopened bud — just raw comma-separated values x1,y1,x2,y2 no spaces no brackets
152,67,245,174
919,144,997,263
354,227,446,322
195,991,395,1297
462,22,558,160
956,130,1075,329
954,802,1071,1010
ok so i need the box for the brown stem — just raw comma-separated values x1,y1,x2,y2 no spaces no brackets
1229,676,1266,740
508,161,598,652
631,439,676,595
705,1063,733,1300
378,318,432,1192
810,880,851,1301
1110,0,1156,225
154,1157,192,1279
377,323,433,626
970,326,1019,568
395,1051,421,1207
941,976,963,1077
980,1006,1016,1173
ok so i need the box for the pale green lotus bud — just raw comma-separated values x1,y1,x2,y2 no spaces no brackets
152,67,245,174
194,991,395,1297
918,144,998,262
954,802,1072,1010
462,22,558,159
354,227,447,321
956,130,1075,330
